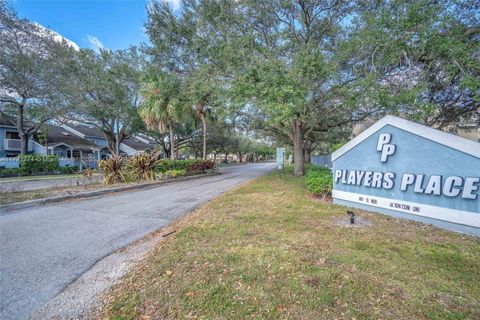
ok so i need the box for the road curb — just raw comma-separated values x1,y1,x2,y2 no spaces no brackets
0,172,221,215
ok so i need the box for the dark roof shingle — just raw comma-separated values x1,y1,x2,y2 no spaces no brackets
65,124,105,138
121,136,153,151
43,125,99,152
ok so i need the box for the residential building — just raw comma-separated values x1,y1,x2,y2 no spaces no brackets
456,124,480,142
1,112,157,162
62,123,154,156
448,114,480,143
40,124,102,166
0,113,44,158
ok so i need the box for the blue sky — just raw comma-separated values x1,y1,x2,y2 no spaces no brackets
10,0,180,51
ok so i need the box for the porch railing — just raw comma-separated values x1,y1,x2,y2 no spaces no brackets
3,139,33,152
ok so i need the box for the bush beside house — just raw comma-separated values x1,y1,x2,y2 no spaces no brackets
0,155,79,177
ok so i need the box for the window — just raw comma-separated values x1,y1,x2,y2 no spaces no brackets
66,150,72,158
5,131,20,139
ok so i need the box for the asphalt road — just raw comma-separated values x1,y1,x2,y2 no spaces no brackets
0,162,275,320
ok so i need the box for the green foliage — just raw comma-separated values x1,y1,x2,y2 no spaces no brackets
57,166,79,174
127,151,160,182
0,162,77,177
164,169,187,178
98,155,125,185
98,155,215,184
155,159,192,172
0,3,75,153
329,142,345,154
36,129,47,146
19,154,59,175
65,48,144,154
0,167,20,178
155,159,216,174
305,166,333,197
349,0,480,127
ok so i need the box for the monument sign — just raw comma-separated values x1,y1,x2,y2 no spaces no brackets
332,115,480,235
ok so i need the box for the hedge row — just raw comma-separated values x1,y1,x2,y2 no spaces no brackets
0,155,79,177
154,159,216,173
99,154,217,185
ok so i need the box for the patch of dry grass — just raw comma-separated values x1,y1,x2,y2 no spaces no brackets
103,171,480,320
0,183,106,205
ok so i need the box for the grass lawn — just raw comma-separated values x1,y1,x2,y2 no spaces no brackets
0,182,105,205
0,173,85,182
103,171,480,320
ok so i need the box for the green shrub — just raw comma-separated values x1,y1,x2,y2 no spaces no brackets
19,154,59,175
155,159,215,174
305,166,333,197
155,159,191,172
329,142,345,153
0,167,21,178
127,151,160,181
164,169,187,178
57,166,79,174
99,155,125,184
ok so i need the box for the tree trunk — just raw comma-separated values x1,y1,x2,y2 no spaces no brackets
293,120,304,176
200,113,207,160
213,153,217,162
304,147,311,164
16,103,28,154
168,119,175,160
20,134,29,154
161,134,169,158
106,132,117,155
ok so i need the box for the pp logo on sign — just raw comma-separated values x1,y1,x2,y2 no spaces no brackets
377,133,396,162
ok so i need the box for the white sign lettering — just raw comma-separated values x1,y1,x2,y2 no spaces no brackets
335,169,479,200
377,133,396,162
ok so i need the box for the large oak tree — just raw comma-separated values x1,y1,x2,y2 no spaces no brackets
0,2,75,153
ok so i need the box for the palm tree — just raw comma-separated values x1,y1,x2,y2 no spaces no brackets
195,102,207,160
139,75,178,159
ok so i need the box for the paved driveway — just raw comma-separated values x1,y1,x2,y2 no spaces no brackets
0,163,275,320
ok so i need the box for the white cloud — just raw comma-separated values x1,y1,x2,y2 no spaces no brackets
86,35,104,52
167,0,181,10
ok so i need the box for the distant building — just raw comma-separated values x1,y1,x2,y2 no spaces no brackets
62,123,155,156
1,113,156,162
447,114,480,143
